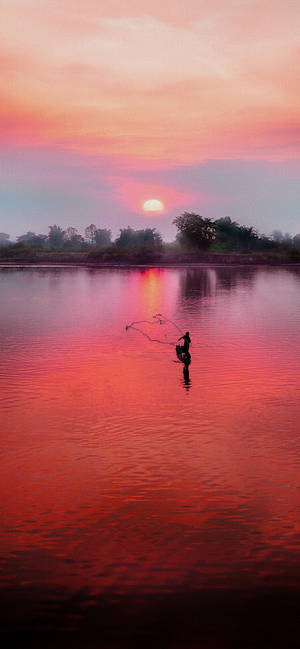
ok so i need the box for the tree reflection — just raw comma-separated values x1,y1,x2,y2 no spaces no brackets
179,269,217,300
179,267,258,302
214,267,257,292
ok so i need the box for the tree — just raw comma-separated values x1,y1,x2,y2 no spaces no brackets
282,232,293,248
64,227,84,248
237,225,259,251
115,227,137,248
17,232,47,246
271,230,284,243
135,228,162,249
255,234,277,252
0,233,10,246
173,212,216,250
138,228,163,250
95,228,112,247
271,230,293,249
293,234,300,250
115,227,162,250
17,231,36,242
85,224,97,244
48,225,65,248
214,217,242,250
214,217,259,252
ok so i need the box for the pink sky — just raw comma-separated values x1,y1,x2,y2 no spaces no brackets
1,0,300,238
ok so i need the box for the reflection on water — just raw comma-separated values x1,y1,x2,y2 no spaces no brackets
182,364,191,390
180,267,217,300
0,266,300,646
179,266,258,303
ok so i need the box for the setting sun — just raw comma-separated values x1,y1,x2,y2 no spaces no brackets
143,199,164,212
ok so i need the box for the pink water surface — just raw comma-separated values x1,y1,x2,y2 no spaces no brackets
0,266,299,603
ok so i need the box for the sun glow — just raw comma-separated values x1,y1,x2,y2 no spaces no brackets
143,199,164,212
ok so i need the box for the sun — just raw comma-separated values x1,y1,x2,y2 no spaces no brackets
142,198,164,212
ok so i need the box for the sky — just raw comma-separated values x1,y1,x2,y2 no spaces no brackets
0,0,300,240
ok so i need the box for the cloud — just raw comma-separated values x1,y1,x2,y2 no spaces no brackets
1,0,300,162
1,1,300,237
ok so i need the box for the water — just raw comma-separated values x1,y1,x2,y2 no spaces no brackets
0,266,300,647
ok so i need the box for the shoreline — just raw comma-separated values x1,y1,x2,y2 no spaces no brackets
1,260,300,269
1,250,300,268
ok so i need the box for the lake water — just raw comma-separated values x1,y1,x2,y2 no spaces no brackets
0,266,300,648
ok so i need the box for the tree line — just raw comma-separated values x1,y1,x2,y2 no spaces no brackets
173,213,300,252
1,214,300,257
0,224,112,249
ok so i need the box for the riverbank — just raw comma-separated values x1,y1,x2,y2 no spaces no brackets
1,250,300,266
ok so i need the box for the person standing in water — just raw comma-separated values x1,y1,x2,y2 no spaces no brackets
178,331,191,354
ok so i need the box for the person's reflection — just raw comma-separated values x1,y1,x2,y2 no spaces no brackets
183,363,191,390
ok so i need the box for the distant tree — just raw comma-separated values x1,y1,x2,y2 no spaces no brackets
173,212,216,250
271,230,284,242
214,217,241,250
255,235,277,252
136,228,162,249
271,230,293,248
0,232,10,246
283,232,293,248
48,225,65,248
17,231,36,242
293,234,300,249
64,227,84,248
85,224,97,244
115,227,137,248
237,225,259,251
17,232,47,247
64,227,78,241
95,228,112,247
214,217,259,252
115,227,162,250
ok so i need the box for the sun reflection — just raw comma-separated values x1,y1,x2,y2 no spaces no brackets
139,269,162,312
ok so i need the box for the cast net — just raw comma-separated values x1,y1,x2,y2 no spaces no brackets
125,313,183,346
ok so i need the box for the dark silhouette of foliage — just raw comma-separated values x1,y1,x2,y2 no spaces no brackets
271,230,293,249
236,225,258,251
95,228,112,247
85,224,97,244
0,232,10,246
17,232,47,247
17,231,37,242
254,235,277,252
115,227,137,248
293,234,300,249
0,241,39,258
2,215,300,262
213,217,241,250
64,227,84,248
213,217,259,252
136,228,162,249
116,227,162,250
173,212,216,250
48,225,65,248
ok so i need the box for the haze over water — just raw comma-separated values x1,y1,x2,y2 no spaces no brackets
1,266,300,647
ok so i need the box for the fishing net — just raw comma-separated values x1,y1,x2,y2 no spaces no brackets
125,313,183,346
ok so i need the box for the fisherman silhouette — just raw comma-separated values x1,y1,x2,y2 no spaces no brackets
177,331,191,354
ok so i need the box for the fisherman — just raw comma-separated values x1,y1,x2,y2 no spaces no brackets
177,331,191,354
